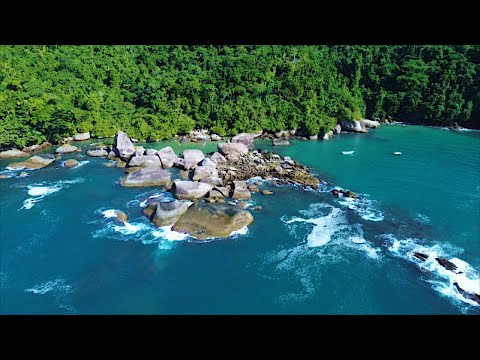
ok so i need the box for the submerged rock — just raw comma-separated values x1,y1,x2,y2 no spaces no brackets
172,181,213,200
7,154,55,170
413,252,429,261
116,210,128,223
120,167,171,187
172,202,254,239
0,149,30,158
87,149,108,157
64,159,79,168
435,257,458,271
144,201,190,227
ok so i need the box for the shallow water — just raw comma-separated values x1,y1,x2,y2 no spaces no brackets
0,125,478,314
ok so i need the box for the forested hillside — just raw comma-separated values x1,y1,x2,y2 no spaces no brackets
1,45,478,148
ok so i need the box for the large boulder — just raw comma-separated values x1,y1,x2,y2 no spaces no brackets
211,134,222,141
64,159,79,168
157,146,176,168
145,149,158,156
7,154,55,170
134,146,146,156
211,152,227,164
113,131,135,159
334,124,342,134
143,201,190,227
120,166,171,187
340,120,368,133
200,176,223,186
218,142,248,156
273,138,290,146
172,202,254,239
128,155,162,167
56,144,78,154
322,130,334,140
0,149,30,158
362,119,380,128
73,132,90,141
232,180,251,200
182,149,205,170
192,165,218,181
173,181,213,200
231,132,262,149
173,157,186,170
87,149,108,157
199,158,217,169
309,135,318,140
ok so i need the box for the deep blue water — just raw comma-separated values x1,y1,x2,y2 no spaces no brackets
0,125,479,314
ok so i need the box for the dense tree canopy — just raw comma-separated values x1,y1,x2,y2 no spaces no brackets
0,45,478,148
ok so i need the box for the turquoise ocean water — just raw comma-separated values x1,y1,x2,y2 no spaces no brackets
0,124,479,314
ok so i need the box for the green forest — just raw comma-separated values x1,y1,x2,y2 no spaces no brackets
0,45,478,149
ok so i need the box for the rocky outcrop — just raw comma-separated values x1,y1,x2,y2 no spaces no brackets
331,188,357,198
211,152,227,164
262,190,273,195
231,132,262,149
273,138,290,146
172,181,213,200
172,202,254,239
87,149,108,157
64,159,79,168
157,146,176,168
7,154,55,170
340,120,368,133
56,144,78,154
322,130,334,141
275,130,295,138
413,252,429,261
0,149,30,158
218,142,248,156
436,257,458,271
453,282,480,305
192,165,218,181
128,155,162,167
120,167,171,187
232,180,251,200
362,119,380,128
113,131,135,160
73,132,90,141
182,149,205,170
143,201,190,227
334,124,342,134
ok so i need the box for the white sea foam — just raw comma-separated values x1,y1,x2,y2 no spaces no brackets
337,195,384,222
25,277,75,313
230,226,249,237
28,186,60,196
384,235,479,308
20,178,85,209
113,221,149,235
152,225,190,241
102,209,118,218
415,213,431,224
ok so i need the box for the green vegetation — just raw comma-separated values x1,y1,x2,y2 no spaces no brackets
1,45,478,149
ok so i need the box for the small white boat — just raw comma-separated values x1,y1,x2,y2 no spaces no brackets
341,151,354,155
393,152,402,155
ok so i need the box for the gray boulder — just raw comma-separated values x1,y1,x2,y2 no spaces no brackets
173,181,213,200
0,149,30,158
192,165,218,181
218,142,248,156
87,149,108,157
73,132,90,141
182,149,205,170
199,158,217,169
157,146,176,168
134,146,146,156
56,144,78,154
362,119,380,128
128,155,162,167
199,176,223,186
340,120,368,133
145,149,158,156
231,132,262,149
173,157,186,170
144,201,190,227
273,138,290,146
113,131,135,159
120,166,171,187
309,135,318,140
334,124,342,134
211,152,227,164
232,180,251,200
7,154,55,170
211,134,222,141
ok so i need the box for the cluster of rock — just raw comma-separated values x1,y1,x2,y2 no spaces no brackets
96,130,319,239
412,252,480,305
176,129,223,143
62,132,91,144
